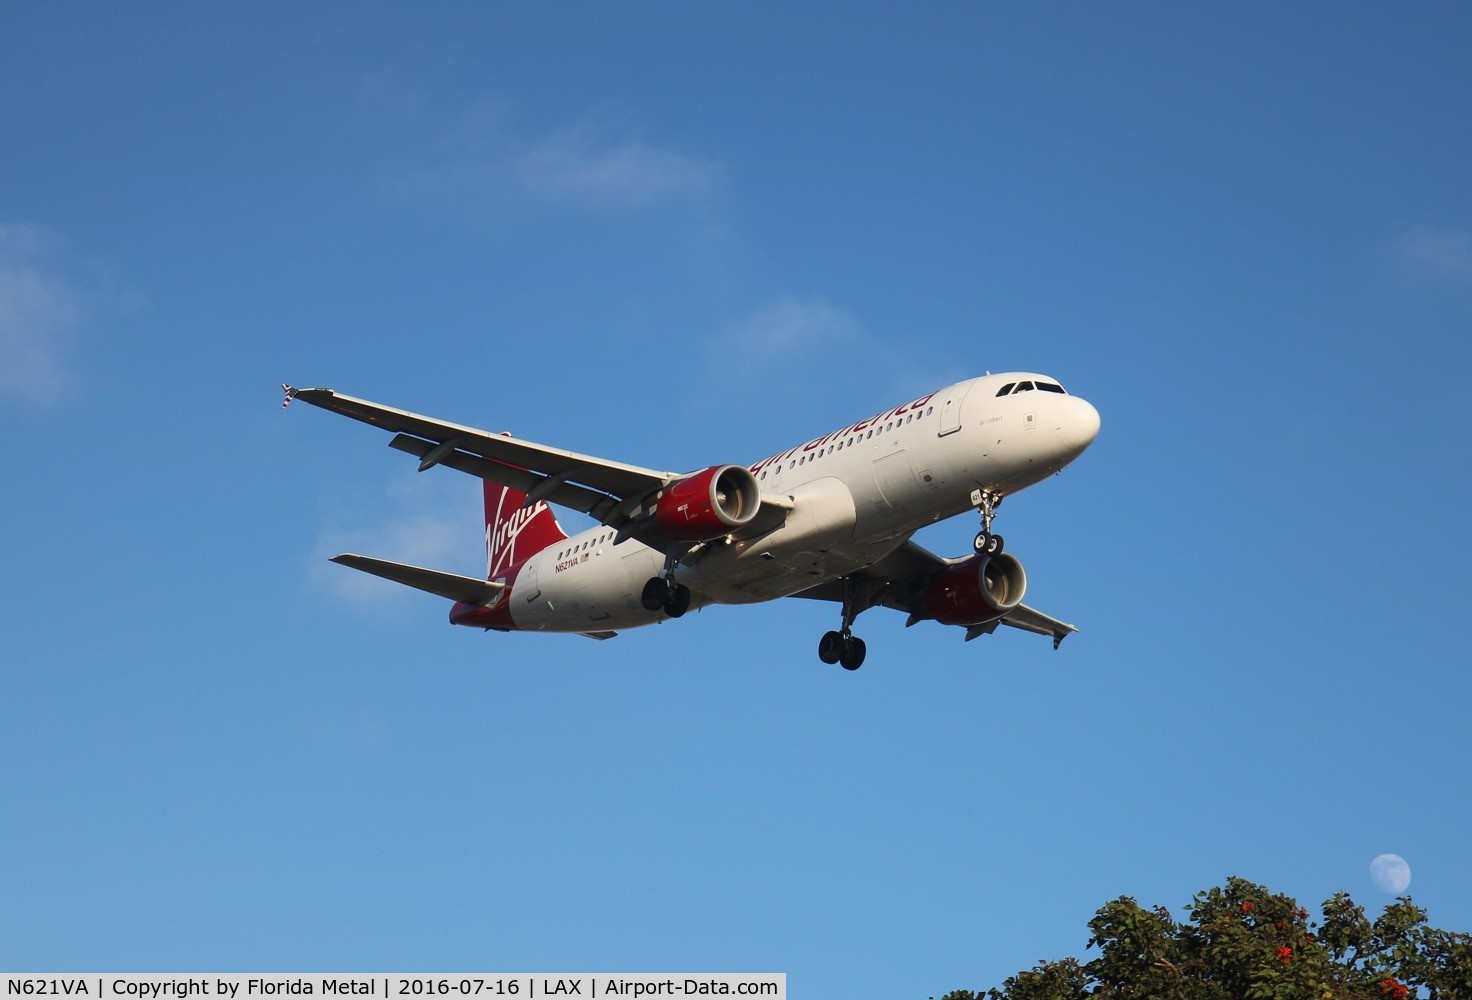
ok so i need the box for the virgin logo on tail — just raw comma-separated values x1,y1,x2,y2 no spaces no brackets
484,478,568,579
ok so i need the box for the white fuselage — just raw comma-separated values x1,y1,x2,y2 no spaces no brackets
496,373,1099,632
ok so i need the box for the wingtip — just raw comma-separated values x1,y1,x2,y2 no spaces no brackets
282,385,335,409
1052,627,1077,650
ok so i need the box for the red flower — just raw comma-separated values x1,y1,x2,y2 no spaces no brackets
1381,979,1403,997
1304,932,1316,942
1296,906,1309,918
1277,946,1293,963
1241,902,1256,913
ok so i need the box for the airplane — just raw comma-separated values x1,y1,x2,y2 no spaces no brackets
284,373,1099,669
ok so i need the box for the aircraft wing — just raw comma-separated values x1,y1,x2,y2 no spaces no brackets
289,386,673,500
791,540,1079,649
287,386,790,553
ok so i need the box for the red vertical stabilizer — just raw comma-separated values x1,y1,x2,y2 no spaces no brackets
483,474,569,579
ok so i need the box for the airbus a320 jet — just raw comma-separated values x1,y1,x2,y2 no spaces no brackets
285,373,1099,669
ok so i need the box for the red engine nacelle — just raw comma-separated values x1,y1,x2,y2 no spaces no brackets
922,553,1028,626
654,464,762,542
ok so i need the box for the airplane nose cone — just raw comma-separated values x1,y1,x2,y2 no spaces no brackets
1056,397,1100,459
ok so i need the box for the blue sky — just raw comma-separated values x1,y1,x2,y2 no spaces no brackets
3,3,1470,995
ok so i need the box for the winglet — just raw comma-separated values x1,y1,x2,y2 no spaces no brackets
281,384,298,409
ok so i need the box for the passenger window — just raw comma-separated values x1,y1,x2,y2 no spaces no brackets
996,383,1016,396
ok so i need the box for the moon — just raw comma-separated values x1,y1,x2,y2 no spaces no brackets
1370,853,1412,894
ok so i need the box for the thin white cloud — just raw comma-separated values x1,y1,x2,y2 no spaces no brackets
0,223,84,405
0,222,62,258
722,297,863,362
310,472,484,609
698,297,964,422
515,124,717,210
1391,227,1472,284
380,92,720,216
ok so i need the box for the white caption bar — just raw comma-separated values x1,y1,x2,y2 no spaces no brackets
2,976,784,1000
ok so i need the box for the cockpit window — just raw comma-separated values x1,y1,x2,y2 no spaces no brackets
995,382,1016,396
1013,381,1035,393
1036,381,1067,394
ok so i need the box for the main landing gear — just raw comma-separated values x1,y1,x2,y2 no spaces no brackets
971,488,1006,556
818,630,867,671
641,555,692,619
817,575,870,670
641,576,692,618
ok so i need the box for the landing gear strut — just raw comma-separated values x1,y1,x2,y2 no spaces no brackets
641,555,692,619
817,576,869,670
971,488,1005,556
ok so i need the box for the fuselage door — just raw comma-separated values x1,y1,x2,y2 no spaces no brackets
938,381,973,436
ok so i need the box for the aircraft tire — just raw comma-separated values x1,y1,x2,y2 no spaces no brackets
641,577,669,611
973,531,989,553
664,584,692,619
818,631,844,664
986,533,1004,555
840,637,867,671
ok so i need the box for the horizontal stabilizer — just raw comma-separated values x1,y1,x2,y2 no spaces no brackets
330,553,505,605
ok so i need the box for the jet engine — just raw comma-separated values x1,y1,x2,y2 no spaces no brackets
654,465,762,542
922,553,1028,626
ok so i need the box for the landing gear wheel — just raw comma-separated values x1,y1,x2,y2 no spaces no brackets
818,631,844,664
975,530,1006,554
663,583,692,619
641,577,670,611
839,636,867,671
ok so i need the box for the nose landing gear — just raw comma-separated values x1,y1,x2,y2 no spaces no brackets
971,488,1005,556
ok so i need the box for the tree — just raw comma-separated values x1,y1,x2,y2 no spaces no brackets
940,877,1472,1000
